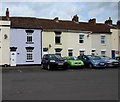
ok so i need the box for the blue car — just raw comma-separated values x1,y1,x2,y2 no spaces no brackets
78,55,107,68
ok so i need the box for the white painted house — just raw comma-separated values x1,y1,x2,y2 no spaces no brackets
0,9,10,66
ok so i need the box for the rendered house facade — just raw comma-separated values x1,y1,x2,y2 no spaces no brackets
0,11,10,66
42,16,112,57
1,8,119,66
10,17,42,66
111,28,120,58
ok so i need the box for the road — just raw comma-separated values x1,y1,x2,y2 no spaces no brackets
2,67,118,100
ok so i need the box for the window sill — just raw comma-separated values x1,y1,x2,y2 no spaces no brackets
26,42,34,44
101,44,106,46
55,43,62,45
26,60,34,62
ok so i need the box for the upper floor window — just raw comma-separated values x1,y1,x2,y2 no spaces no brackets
55,31,61,44
27,33,32,42
101,35,106,44
79,34,84,43
26,30,34,44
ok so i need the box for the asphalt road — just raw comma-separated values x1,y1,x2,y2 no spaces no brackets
2,67,118,100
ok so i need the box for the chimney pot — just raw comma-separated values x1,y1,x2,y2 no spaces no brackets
105,17,112,25
88,18,96,25
72,15,79,23
54,17,59,22
117,20,120,25
6,8,9,20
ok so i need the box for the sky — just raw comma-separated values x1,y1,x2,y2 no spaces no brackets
1,0,119,24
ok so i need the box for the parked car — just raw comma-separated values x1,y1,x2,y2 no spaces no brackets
78,55,107,68
116,56,120,62
100,56,120,68
64,56,84,68
41,54,67,70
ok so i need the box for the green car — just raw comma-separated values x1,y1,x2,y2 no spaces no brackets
64,56,84,68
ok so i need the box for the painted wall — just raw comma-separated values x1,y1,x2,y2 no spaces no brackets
111,29,120,57
10,29,42,65
91,33,112,57
0,21,10,65
42,31,112,57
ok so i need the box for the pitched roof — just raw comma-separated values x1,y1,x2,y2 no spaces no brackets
0,16,9,20
9,17,111,33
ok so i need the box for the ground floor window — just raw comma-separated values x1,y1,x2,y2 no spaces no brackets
55,48,62,56
43,48,48,55
79,50,85,55
91,49,96,55
68,49,73,56
101,50,106,56
26,47,34,62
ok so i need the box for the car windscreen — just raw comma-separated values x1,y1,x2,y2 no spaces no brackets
68,57,76,60
49,55,63,60
88,56,101,60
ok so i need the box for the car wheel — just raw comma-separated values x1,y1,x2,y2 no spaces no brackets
89,64,93,68
47,64,51,70
67,64,71,69
41,64,44,69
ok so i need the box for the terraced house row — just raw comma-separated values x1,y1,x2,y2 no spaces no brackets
0,8,120,66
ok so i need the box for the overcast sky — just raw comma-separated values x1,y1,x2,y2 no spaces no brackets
1,1,119,24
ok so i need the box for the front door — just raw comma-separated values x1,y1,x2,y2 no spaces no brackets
111,50,115,59
10,51,16,66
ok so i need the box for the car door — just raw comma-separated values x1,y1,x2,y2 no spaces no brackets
42,55,48,64
82,56,91,66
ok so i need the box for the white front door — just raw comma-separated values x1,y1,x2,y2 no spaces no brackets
10,51,16,66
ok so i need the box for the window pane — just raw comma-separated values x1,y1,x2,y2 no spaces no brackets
79,35,84,43
55,36,60,43
26,49,33,61
68,50,73,56
101,36,105,44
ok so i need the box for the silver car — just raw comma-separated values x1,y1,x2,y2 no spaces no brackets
100,56,120,68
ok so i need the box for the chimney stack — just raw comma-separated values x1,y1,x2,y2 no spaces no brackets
72,15,79,23
117,20,120,26
88,18,96,25
105,17,112,25
54,17,59,22
6,8,9,20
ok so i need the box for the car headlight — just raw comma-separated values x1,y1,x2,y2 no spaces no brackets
50,60,56,62
64,60,67,62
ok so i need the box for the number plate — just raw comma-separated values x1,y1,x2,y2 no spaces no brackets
100,63,104,65
58,63,63,65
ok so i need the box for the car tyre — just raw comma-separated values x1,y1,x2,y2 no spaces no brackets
47,64,51,70
89,64,93,68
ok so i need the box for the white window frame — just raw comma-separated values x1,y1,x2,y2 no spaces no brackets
91,49,96,55
55,32,61,44
26,49,33,61
101,34,106,45
27,32,33,43
79,34,84,43
101,50,106,56
68,49,73,56
79,49,85,55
